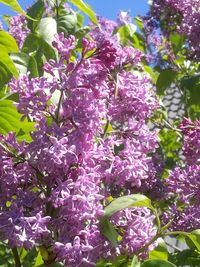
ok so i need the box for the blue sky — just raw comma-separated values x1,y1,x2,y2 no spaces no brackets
0,0,149,20
82,0,149,20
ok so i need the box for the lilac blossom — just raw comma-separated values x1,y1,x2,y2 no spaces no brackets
180,118,200,164
111,207,157,256
149,0,200,57
163,120,200,231
117,11,132,26
162,204,200,232
9,15,30,49
166,164,200,205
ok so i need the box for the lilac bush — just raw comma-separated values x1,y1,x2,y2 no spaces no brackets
1,0,200,266
0,3,161,265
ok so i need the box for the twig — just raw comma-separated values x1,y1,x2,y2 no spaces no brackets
135,232,162,256
12,248,21,267
55,90,64,123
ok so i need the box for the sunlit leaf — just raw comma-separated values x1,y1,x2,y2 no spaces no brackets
131,255,141,267
36,17,57,45
10,52,39,78
141,259,176,267
69,0,98,25
0,100,35,141
103,194,153,218
0,30,19,53
56,7,77,36
149,238,168,260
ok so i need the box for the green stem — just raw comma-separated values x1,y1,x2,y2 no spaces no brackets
153,208,161,231
135,232,162,256
12,248,21,267
163,231,188,237
133,223,188,257
163,119,182,138
55,0,59,20
161,217,174,231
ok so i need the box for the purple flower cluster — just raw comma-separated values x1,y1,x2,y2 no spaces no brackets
111,207,157,256
9,15,30,49
162,204,200,232
164,118,200,231
150,0,200,57
180,118,200,164
166,164,200,208
0,14,159,266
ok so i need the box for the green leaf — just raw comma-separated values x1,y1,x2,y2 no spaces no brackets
102,120,113,137
132,32,145,52
104,194,153,218
23,33,57,74
23,33,41,53
131,256,140,267
169,33,185,54
27,0,45,32
0,242,15,265
158,129,181,168
22,248,38,267
156,69,177,95
69,0,98,25
149,238,168,260
46,0,65,8
118,24,137,46
143,65,157,83
112,255,129,267
169,231,200,251
96,260,108,267
100,194,154,247
185,232,200,251
1,92,19,102
3,14,11,26
56,7,77,37
0,30,19,53
181,75,200,105
34,251,44,267
141,259,176,267
0,62,12,90
0,50,18,79
134,16,143,31
0,100,35,141
10,52,39,78
77,12,84,28
169,249,200,267
16,126,34,143
0,0,34,20
36,17,57,46
0,49,19,90
43,41,57,61
100,219,119,247
28,55,39,77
